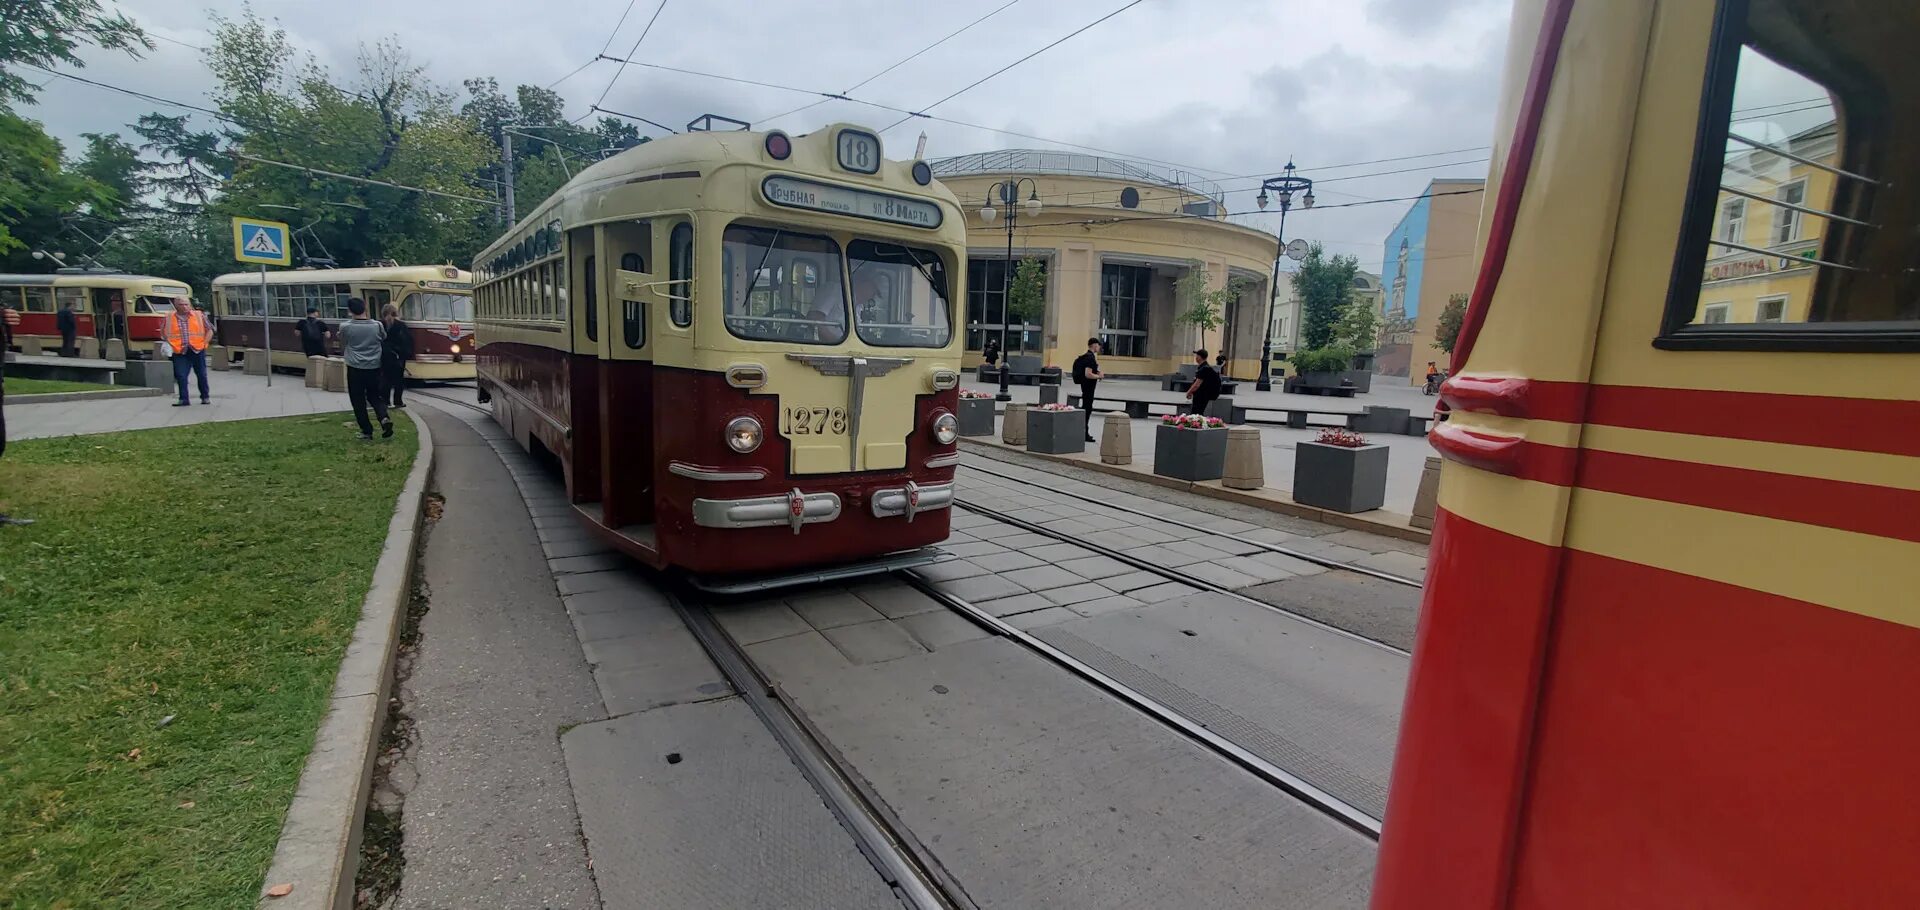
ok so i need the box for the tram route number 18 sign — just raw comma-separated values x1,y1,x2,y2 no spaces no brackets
231,216,292,266
762,176,943,229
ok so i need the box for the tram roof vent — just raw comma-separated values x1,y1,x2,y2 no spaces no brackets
687,113,751,133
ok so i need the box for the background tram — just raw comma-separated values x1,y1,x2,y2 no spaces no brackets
474,121,967,581
1376,0,1920,908
0,271,194,357
210,265,476,379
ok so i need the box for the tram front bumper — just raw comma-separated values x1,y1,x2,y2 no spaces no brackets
692,489,843,534
869,480,954,521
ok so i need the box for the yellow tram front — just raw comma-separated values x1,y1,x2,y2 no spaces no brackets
474,123,967,579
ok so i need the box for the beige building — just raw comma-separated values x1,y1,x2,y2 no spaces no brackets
1692,119,1834,325
1376,177,1484,381
932,151,1278,378
1268,269,1381,359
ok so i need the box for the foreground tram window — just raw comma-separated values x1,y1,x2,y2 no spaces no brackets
1660,0,1919,350
848,240,952,348
720,225,847,344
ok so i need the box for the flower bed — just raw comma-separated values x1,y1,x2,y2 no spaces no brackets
1294,427,1389,513
1026,403,1086,454
1161,413,1226,430
1154,413,1228,480
957,391,996,436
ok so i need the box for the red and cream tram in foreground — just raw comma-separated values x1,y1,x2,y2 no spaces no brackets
211,265,476,379
474,122,965,583
0,271,193,356
1377,0,1919,907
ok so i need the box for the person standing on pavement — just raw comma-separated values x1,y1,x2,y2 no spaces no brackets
1186,348,1222,417
338,297,393,439
0,303,25,525
379,303,413,409
296,307,331,358
1071,337,1104,443
162,296,212,407
56,300,79,357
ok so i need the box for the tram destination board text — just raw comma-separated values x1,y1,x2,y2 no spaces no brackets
762,176,943,229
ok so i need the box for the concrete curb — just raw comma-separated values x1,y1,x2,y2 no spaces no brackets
255,410,435,909
960,437,1432,545
10,386,165,404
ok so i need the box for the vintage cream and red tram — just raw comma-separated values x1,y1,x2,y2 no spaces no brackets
473,122,966,581
1376,0,1919,908
211,265,476,379
0,271,194,356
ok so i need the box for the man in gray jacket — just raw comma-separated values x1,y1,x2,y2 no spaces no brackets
337,298,393,439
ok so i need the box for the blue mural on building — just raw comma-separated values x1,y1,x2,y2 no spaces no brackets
1381,195,1430,321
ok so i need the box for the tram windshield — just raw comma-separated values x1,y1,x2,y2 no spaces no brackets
403,291,474,323
721,225,848,344
847,240,951,349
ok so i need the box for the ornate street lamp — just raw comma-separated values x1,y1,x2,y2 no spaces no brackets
979,177,1042,402
1255,161,1314,391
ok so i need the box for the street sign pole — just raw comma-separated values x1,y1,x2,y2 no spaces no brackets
260,265,271,387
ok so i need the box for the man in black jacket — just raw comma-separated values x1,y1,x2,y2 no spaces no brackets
1187,348,1222,417
56,301,79,357
296,307,331,358
1071,337,1104,443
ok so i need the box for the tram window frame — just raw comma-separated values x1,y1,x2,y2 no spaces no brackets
1657,0,1920,352
584,254,598,342
668,222,693,328
719,224,848,346
847,239,954,349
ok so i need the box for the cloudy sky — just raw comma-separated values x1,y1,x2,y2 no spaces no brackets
26,0,1518,273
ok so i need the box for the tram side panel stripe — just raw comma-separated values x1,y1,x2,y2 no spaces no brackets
1575,447,1920,544
1508,548,1920,910
1372,508,1565,910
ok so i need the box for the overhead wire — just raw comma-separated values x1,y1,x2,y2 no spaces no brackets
878,0,1149,133
587,0,670,118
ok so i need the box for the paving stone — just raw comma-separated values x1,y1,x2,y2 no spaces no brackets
1039,582,1118,607
1324,529,1431,555
744,630,849,681
1026,542,1089,562
1213,554,1300,584
895,610,992,650
1082,528,1155,550
996,532,1055,549
851,580,944,619
975,592,1055,617
572,605,682,643
1004,607,1081,631
1001,565,1082,592
939,573,1027,603
1039,518,1105,537
554,569,647,596
548,552,629,575
1193,515,1262,534
1181,561,1260,589
971,550,1045,573
542,537,616,559
965,520,1026,540
1055,554,1133,580
565,588,661,617
1133,581,1201,603
594,646,733,715
1068,595,1146,617
713,600,811,645
940,539,1007,558
1119,544,1208,568
1103,570,1166,593
1118,525,1181,544
822,620,928,664
1162,538,1261,560
1241,526,1309,546
1356,549,1430,580
785,590,886,630
1245,550,1329,576
916,558,992,582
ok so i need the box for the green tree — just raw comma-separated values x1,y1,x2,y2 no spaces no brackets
0,0,150,108
1006,257,1047,352
97,213,230,298
0,111,109,265
1173,262,1243,338
1335,296,1380,352
1292,243,1358,351
131,114,227,214
73,131,143,220
1434,293,1468,354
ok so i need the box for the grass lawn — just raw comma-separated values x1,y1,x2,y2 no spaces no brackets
6,378,122,396
0,412,419,908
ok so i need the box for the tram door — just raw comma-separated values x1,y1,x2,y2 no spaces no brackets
598,220,657,529
566,227,603,505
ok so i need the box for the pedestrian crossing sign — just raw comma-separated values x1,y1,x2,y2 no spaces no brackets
232,216,292,266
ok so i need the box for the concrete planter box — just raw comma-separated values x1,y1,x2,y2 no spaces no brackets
1293,441,1389,513
1025,408,1086,455
1348,405,1411,434
1153,424,1227,481
1038,383,1061,405
956,398,996,437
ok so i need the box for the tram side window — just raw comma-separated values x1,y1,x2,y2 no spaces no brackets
1664,0,1918,345
22,288,53,312
848,240,952,349
584,255,598,341
669,223,693,327
720,225,847,345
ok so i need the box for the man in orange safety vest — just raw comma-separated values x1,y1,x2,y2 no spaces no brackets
163,296,212,407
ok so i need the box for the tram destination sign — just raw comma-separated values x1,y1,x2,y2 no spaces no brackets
762,176,943,229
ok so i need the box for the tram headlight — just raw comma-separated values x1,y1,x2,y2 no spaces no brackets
725,416,764,454
930,410,958,446
450,343,462,354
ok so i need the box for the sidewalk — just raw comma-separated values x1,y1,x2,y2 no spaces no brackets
7,372,353,441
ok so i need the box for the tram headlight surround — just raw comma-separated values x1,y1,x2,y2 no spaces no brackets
930,410,958,446
726,416,764,454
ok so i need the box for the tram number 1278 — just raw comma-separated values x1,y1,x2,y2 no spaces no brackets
782,406,849,435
